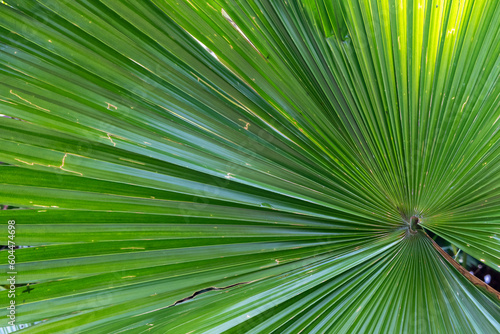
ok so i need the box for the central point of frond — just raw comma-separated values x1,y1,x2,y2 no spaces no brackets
408,216,421,234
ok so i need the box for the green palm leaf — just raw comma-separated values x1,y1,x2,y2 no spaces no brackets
0,0,499,332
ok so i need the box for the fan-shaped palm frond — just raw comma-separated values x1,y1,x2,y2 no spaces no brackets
0,0,499,333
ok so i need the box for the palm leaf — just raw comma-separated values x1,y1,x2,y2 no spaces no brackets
0,0,499,332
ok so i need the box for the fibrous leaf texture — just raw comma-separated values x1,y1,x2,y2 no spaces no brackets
0,0,499,333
